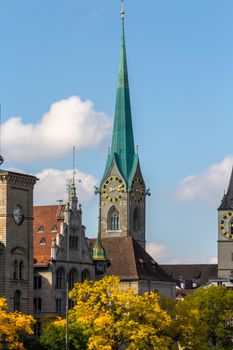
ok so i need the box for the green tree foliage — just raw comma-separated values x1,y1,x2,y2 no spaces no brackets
172,286,233,349
39,319,87,350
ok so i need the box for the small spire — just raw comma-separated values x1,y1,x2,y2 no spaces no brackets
93,215,107,261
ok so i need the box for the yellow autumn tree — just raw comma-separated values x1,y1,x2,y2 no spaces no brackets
0,298,34,350
69,276,172,350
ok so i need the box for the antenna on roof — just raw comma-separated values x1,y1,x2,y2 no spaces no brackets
0,105,4,166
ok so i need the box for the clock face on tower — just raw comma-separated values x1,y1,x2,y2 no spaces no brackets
102,176,126,203
13,204,24,225
131,177,145,203
220,212,233,240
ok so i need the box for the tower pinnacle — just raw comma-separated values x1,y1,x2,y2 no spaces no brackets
102,1,136,186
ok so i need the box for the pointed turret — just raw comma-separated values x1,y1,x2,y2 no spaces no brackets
103,4,137,186
218,167,233,210
93,217,107,261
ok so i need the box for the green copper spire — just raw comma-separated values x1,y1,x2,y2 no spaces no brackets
102,4,137,187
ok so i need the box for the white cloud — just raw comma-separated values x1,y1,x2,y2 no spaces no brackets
146,242,170,263
174,156,233,205
34,168,98,206
2,96,112,162
146,242,217,264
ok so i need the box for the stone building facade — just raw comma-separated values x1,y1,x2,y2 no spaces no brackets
0,170,37,314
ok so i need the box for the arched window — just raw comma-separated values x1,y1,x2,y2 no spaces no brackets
133,208,140,232
81,269,90,282
107,206,119,230
75,237,78,249
19,261,24,280
13,260,18,280
56,268,65,290
68,268,77,290
14,290,21,311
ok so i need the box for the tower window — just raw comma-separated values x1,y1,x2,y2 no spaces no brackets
133,208,140,232
108,206,119,230
19,261,24,280
13,260,18,280
14,290,21,311
56,268,65,290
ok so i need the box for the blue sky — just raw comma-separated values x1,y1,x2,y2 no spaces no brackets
1,0,233,263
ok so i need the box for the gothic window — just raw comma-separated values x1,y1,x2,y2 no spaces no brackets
81,269,90,282
19,261,24,280
13,260,18,280
56,268,65,290
68,268,77,290
133,208,140,232
14,290,21,311
108,206,119,230
37,226,44,233
75,237,78,249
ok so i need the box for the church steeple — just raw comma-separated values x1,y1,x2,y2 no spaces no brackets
99,3,146,248
103,3,136,186
218,167,233,210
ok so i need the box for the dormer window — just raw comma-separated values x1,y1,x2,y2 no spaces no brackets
51,225,57,232
39,238,46,245
138,258,145,269
37,226,44,233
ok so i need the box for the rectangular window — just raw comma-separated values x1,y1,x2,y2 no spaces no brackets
56,298,62,313
34,276,42,289
34,321,41,337
34,298,42,313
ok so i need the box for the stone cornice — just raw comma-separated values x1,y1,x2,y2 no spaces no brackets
0,170,38,187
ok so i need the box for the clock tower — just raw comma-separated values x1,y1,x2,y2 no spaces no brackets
98,6,148,249
218,167,233,278
0,170,37,313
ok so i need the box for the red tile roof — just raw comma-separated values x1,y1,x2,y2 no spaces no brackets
90,237,174,282
33,205,64,264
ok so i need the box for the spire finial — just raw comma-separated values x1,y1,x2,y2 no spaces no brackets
121,0,125,21
72,145,75,184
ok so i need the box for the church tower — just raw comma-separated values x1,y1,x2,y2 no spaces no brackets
99,6,148,249
218,168,233,278
0,170,37,314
